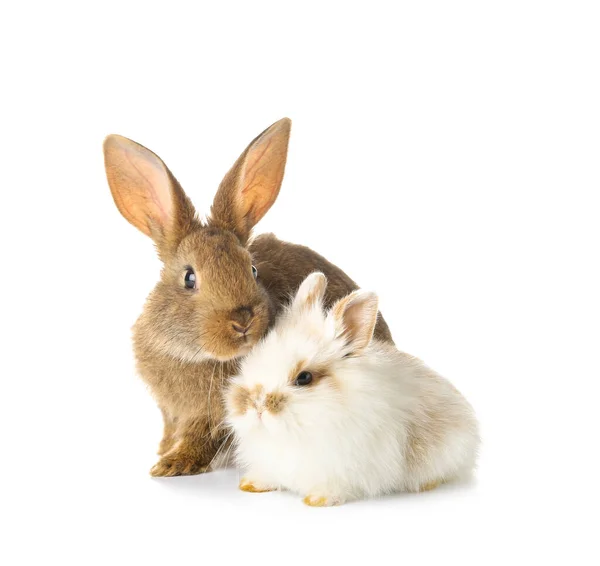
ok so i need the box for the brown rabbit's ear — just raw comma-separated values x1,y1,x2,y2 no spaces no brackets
292,272,328,311
329,291,379,353
103,135,196,255
210,118,291,244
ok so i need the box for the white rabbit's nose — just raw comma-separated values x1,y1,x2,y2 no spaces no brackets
253,399,265,417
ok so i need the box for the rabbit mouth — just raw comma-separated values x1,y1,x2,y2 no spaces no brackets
210,352,247,362
210,341,254,362
202,335,258,362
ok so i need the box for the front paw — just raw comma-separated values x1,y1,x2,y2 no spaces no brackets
302,494,344,507
239,477,276,493
150,454,209,477
157,437,175,456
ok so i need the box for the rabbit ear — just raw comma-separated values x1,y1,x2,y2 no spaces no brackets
292,272,327,311
103,135,196,255
329,291,379,353
210,118,291,244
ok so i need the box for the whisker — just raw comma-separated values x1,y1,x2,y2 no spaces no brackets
206,359,218,429
206,429,234,471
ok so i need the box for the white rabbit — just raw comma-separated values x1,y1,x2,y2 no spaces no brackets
226,273,480,506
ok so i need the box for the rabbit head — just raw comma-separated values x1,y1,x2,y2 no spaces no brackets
103,119,291,362
227,272,380,435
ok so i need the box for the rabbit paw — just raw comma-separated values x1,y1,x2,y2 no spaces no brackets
302,494,343,507
419,479,442,492
150,454,209,477
239,477,276,493
157,436,175,456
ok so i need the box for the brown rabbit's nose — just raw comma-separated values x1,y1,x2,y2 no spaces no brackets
231,306,254,335
232,322,251,335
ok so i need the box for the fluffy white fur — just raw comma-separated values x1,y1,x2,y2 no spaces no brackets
226,273,480,506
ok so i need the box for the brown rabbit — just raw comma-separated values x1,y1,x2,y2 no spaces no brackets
103,118,393,476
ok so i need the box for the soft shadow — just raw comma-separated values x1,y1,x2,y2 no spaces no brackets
149,468,241,499
149,468,479,508
340,474,480,509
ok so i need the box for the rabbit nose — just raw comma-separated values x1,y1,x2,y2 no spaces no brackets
232,322,251,335
231,306,254,335
253,400,264,418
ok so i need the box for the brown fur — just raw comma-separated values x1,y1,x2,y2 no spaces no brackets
264,391,287,414
228,382,287,417
229,384,251,417
103,118,394,476
157,408,178,455
250,233,393,343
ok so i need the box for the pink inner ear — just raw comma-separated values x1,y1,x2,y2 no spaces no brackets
239,136,277,221
237,124,288,227
120,142,173,231
333,292,379,351
241,136,273,196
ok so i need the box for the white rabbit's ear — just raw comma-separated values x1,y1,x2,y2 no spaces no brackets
292,272,328,311
329,291,379,352
103,135,196,256
210,118,291,244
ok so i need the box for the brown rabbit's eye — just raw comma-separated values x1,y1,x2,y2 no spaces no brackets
294,371,313,386
184,268,196,289
251,265,258,279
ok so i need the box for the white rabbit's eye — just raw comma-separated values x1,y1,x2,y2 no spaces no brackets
184,268,196,289
294,371,313,386
251,265,258,279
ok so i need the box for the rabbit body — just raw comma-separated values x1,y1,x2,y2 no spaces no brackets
227,273,479,505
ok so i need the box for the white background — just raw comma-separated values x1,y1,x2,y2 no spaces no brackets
1,1,599,564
